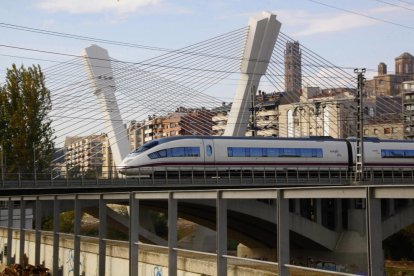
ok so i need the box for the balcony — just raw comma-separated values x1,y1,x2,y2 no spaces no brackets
212,125,226,131
257,110,277,117
257,129,278,136
144,129,153,135
212,115,228,122
256,120,275,127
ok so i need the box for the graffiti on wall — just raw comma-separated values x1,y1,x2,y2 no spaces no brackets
154,266,163,276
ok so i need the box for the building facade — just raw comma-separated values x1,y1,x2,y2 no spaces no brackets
366,52,414,98
65,135,105,178
278,87,357,138
402,80,414,139
212,103,232,136
212,92,282,137
127,121,145,151
363,121,403,140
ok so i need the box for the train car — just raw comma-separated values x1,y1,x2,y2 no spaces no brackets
118,136,350,176
348,138,414,170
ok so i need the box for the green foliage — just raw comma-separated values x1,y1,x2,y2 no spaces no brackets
60,211,75,233
227,239,239,251
41,212,76,233
41,216,53,231
150,211,168,238
0,64,55,175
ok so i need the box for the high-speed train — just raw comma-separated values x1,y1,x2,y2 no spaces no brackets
118,136,414,176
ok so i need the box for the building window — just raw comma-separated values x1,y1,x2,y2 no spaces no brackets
374,129,379,135
323,106,330,136
364,129,369,135
287,110,294,137
384,128,391,134
369,107,374,117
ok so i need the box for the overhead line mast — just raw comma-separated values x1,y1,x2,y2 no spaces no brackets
354,68,366,183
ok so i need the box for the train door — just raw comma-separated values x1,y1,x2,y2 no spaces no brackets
203,139,215,173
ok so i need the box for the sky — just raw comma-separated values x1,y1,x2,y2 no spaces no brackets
0,0,413,91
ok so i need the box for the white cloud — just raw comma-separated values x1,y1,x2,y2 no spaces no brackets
275,5,403,37
37,0,160,14
42,19,56,28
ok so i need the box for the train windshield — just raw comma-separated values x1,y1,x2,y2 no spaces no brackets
130,141,159,156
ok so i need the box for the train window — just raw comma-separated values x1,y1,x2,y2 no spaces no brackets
158,149,167,158
267,148,279,157
227,147,323,158
206,145,213,156
171,148,185,157
148,152,160,159
250,148,263,157
279,148,300,157
132,140,159,155
382,149,414,158
228,148,247,157
148,147,200,159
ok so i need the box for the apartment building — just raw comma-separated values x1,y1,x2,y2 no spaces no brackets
402,80,414,139
65,135,105,177
278,87,357,138
212,103,231,136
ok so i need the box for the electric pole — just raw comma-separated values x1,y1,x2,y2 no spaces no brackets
354,68,366,183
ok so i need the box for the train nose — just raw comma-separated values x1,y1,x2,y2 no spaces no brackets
118,166,128,175
118,158,133,175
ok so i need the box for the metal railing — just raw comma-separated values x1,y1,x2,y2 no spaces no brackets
1,167,414,188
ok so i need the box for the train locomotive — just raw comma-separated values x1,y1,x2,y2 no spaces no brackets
118,136,414,176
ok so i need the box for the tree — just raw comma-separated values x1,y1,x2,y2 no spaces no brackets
0,64,55,176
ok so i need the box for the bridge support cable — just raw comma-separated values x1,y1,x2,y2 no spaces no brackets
53,197,60,276
224,12,281,136
129,193,139,276
366,187,384,276
267,31,400,139
168,193,178,276
98,196,107,276
47,30,244,166
7,198,13,265
266,32,358,138
44,27,248,170
277,190,289,276
216,191,228,276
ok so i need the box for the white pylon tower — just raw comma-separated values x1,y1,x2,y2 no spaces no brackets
224,12,281,136
83,45,130,166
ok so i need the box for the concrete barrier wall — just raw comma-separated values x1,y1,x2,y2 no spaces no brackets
0,229,275,276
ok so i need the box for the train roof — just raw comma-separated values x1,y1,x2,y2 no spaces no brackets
149,136,414,145
152,135,346,144
347,137,414,143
